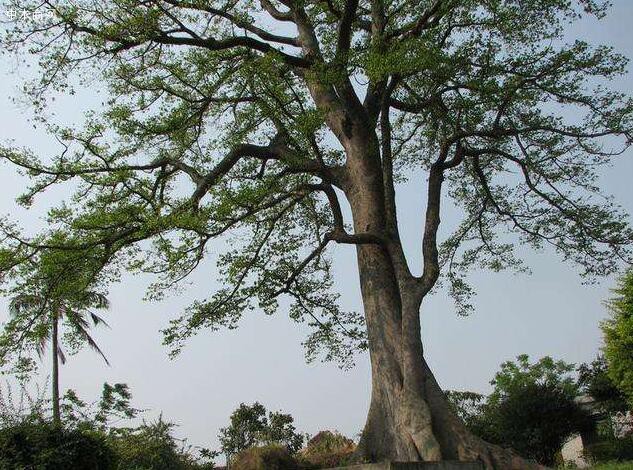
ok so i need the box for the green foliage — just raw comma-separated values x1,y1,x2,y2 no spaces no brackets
231,444,299,470
0,383,215,470
109,417,213,470
0,248,112,379
589,462,633,470
603,270,633,408
579,356,630,415
451,355,592,466
0,383,49,428
445,390,486,429
591,462,633,470
489,354,578,406
60,383,140,430
300,430,356,469
218,402,303,463
0,420,116,470
481,382,593,466
585,431,633,464
0,0,630,368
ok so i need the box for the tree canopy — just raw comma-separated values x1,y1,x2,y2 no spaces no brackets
602,269,633,408
218,402,304,463
1,0,631,369
578,355,629,414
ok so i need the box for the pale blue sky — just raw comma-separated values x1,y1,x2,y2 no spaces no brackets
0,0,632,458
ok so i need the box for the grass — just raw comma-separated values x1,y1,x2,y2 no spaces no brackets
589,462,633,470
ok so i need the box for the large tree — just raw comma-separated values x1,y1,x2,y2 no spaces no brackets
1,0,632,466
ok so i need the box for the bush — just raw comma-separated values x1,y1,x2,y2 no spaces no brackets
585,422,633,463
108,417,215,470
479,382,593,466
300,431,355,469
0,418,214,470
0,384,215,470
231,444,299,470
0,419,115,469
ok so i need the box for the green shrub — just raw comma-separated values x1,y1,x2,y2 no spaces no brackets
0,419,115,469
218,402,304,461
589,462,633,470
585,434,633,463
300,431,355,469
0,384,215,470
231,444,299,470
108,418,214,470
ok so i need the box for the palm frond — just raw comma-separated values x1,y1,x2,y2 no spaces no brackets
65,309,90,329
82,291,110,310
9,294,46,316
56,345,66,365
36,333,50,360
90,312,111,328
76,325,110,366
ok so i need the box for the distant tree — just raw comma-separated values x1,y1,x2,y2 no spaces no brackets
218,402,303,465
219,402,267,464
264,410,304,453
450,355,593,466
0,246,111,425
2,0,633,465
483,382,592,466
6,290,110,426
488,354,578,406
578,356,629,414
602,269,633,408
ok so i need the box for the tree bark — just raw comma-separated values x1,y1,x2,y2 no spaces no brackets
353,242,441,462
339,138,544,468
303,73,545,466
51,311,61,427
352,246,545,469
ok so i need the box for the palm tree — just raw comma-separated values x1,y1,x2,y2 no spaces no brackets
9,291,110,426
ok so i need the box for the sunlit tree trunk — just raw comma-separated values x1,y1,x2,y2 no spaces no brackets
353,243,440,461
340,136,543,468
352,247,545,469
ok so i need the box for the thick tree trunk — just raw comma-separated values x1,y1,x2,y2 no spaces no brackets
353,242,441,462
353,250,544,469
51,312,61,427
322,111,543,468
